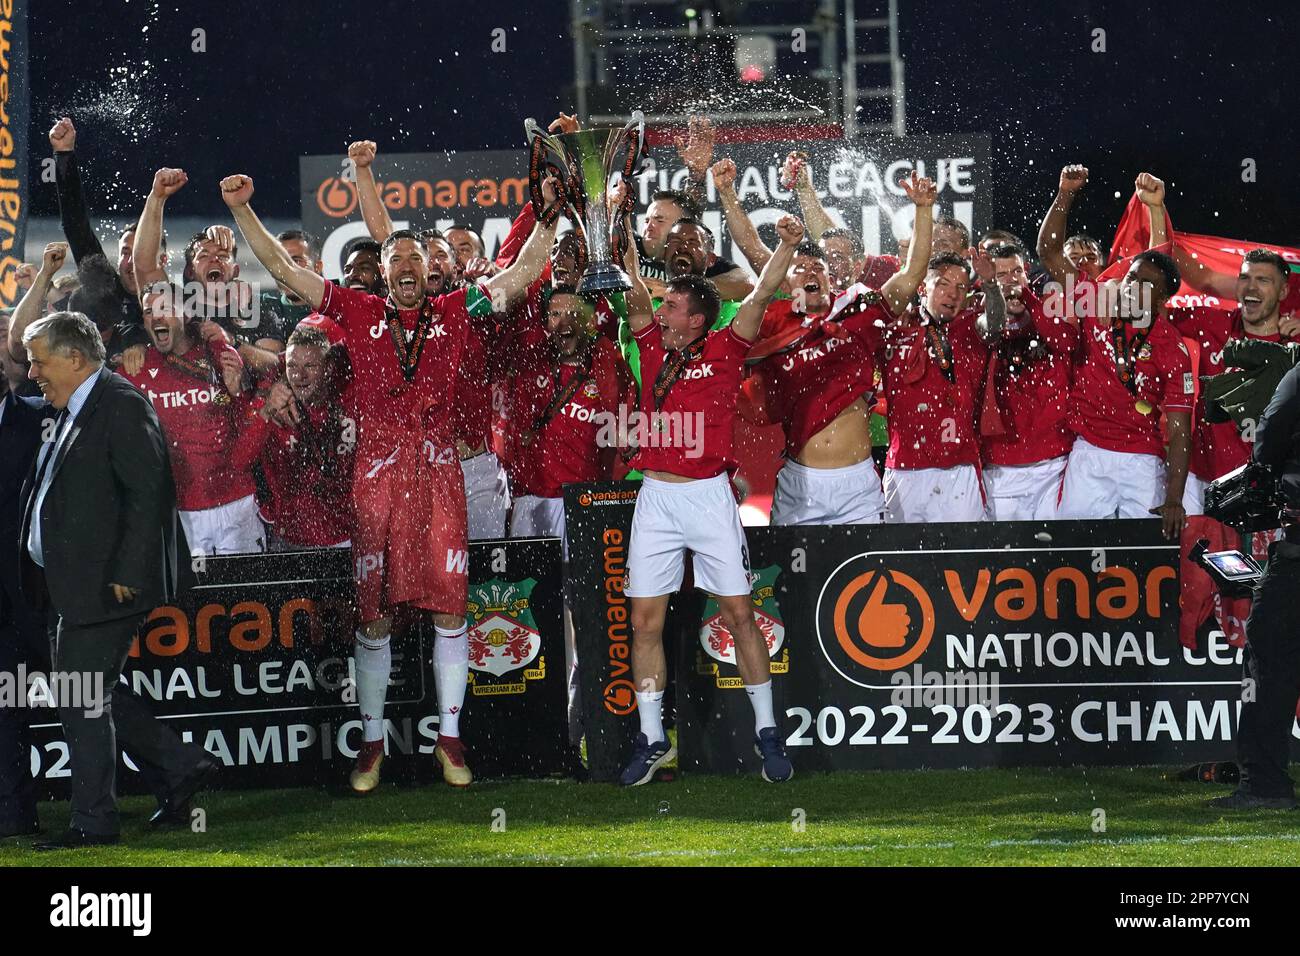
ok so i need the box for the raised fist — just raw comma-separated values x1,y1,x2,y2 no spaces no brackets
49,116,76,153
348,140,377,170
674,116,715,177
42,242,70,274
151,167,188,199
781,151,810,190
14,262,37,291
1134,172,1165,207
220,174,254,208
775,215,805,247
899,171,937,208
709,158,737,192
1058,164,1089,194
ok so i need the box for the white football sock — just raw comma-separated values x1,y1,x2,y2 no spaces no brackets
354,631,391,744
636,689,666,743
745,681,776,734
434,623,469,739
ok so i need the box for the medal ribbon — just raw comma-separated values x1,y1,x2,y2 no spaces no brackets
524,346,595,446
651,332,708,415
1109,317,1151,396
165,351,231,404
924,320,955,383
385,296,438,382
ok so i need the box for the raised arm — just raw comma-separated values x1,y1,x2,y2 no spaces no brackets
8,243,68,361
1037,164,1088,285
711,158,773,275
972,247,1007,345
1135,172,1168,250
133,168,188,291
673,116,715,214
348,141,396,243
482,175,560,311
622,208,655,335
49,117,105,264
220,175,326,310
731,215,804,343
880,173,937,315
787,152,838,241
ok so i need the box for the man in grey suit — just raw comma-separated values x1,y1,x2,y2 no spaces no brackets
15,311,215,849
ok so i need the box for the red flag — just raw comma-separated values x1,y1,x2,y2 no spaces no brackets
1101,228,1300,313
1108,193,1174,265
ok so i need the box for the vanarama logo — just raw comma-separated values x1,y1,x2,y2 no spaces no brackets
579,488,640,508
818,565,935,677
815,548,1176,687
314,173,528,219
604,678,636,715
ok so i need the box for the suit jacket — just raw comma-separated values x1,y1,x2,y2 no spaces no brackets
18,367,193,627
1,395,49,629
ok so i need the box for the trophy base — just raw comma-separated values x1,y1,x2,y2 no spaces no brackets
577,263,633,295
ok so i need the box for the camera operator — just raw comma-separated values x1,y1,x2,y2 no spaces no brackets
1212,363,1300,810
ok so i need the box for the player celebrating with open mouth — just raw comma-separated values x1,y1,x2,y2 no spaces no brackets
618,209,808,786
220,171,556,792
743,172,936,525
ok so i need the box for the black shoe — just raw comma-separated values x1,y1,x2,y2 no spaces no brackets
33,827,120,851
149,753,218,828
0,821,40,840
1206,789,1297,810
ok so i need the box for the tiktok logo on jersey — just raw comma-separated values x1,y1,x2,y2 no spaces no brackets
367,319,446,339
561,400,600,423
680,363,714,380
145,386,222,408
781,336,845,371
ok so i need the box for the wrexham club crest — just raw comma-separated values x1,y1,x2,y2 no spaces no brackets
466,578,545,696
697,565,789,688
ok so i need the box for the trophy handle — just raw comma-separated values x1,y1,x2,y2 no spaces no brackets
525,118,578,228
605,111,648,268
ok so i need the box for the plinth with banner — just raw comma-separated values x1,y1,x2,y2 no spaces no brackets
31,539,570,798
565,481,1283,782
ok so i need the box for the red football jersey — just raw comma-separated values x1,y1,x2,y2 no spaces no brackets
316,281,492,456
752,292,892,457
1170,305,1288,482
246,404,356,547
630,322,750,479
981,290,1077,466
121,342,260,511
880,308,989,469
503,334,635,497
1067,280,1193,457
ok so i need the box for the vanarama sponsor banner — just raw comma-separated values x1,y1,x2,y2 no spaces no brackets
565,481,646,782
300,150,529,280
645,133,991,266
299,134,990,280
563,485,1279,778
31,541,568,798
0,0,29,308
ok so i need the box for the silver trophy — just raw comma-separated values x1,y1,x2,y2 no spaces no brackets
524,111,649,294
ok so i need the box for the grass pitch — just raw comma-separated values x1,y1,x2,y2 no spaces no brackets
3,765,1297,867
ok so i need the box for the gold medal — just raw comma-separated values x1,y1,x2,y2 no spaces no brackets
1134,399,1154,416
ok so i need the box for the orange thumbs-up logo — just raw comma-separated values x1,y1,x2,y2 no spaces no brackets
828,567,934,671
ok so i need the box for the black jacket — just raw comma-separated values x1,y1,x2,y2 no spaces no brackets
18,368,192,626
1254,364,1300,511
56,150,144,329
1,395,49,629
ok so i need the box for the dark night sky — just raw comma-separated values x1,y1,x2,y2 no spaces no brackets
26,0,1300,247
